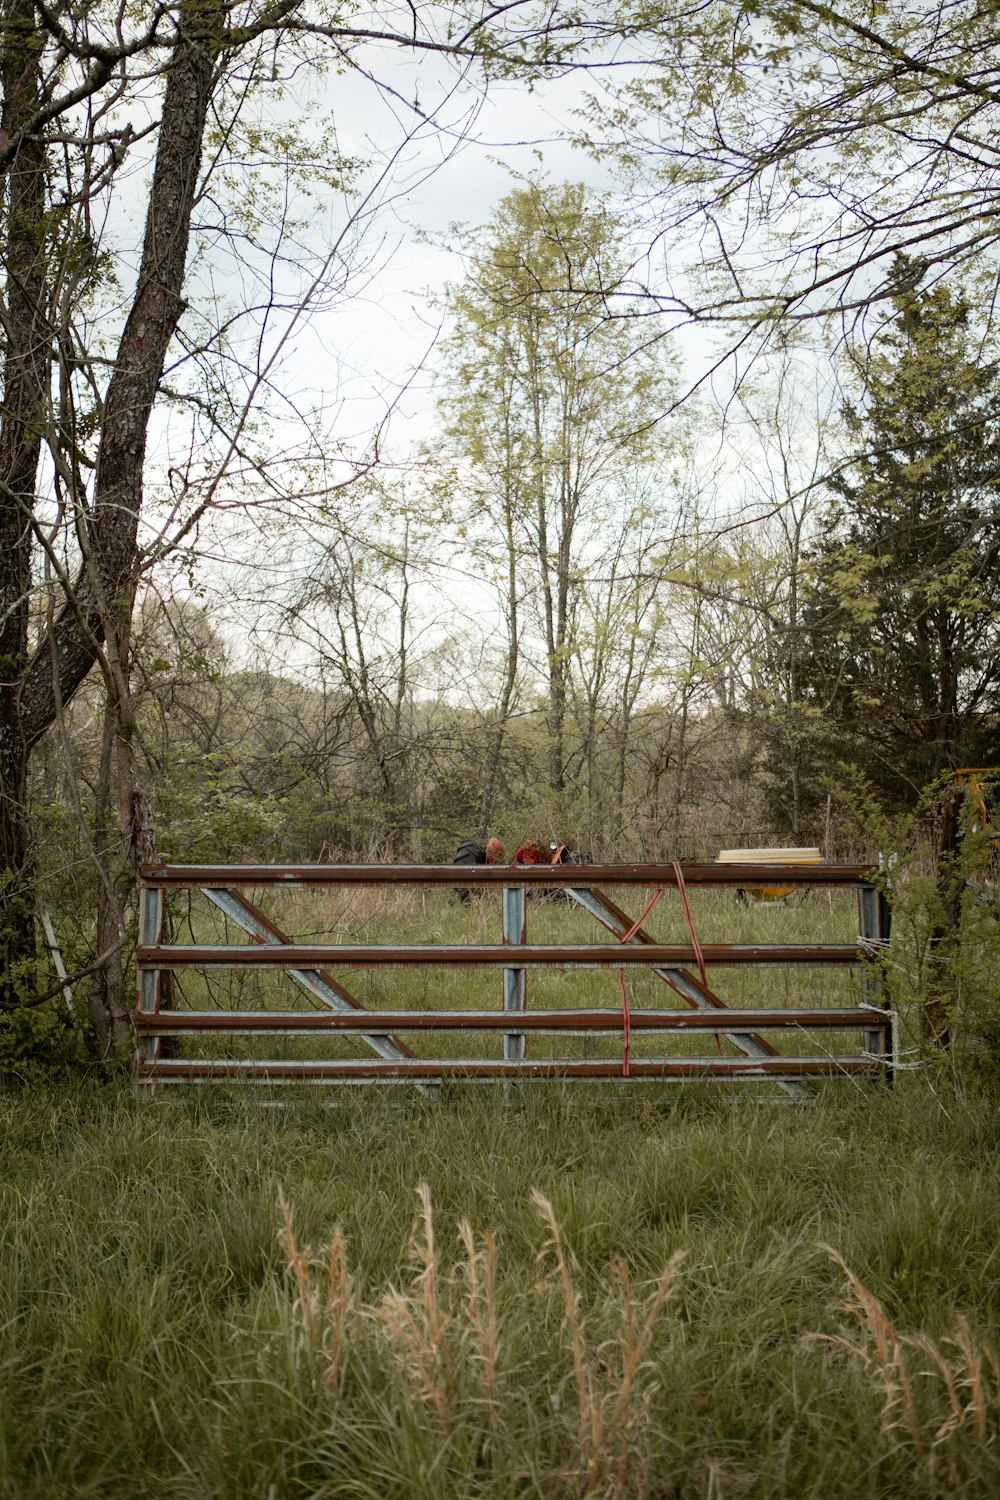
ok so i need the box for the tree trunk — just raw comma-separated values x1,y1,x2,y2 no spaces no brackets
0,1,47,1006
1,0,221,1008
20,1,223,745
477,497,519,844
90,708,119,1058
91,626,153,1059
924,787,963,1050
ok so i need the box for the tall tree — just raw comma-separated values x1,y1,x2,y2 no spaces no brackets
2,0,227,1019
804,279,1000,1041
0,3,605,1028
440,180,676,811
806,280,1000,794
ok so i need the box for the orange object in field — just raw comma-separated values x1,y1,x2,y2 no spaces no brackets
716,847,823,900
955,768,1000,848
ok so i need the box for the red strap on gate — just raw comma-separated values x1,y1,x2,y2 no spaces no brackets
671,861,707,989
672,860,722,1055
617,889,664,1077
618,969,631,1077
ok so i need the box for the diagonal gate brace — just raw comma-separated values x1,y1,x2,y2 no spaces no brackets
566,885,810,1100
201,888,434,1091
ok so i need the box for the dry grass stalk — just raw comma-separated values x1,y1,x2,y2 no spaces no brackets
379,1183,455,1434
533,1189,603,1486
606,1252,683,1492
908,1331,963,1445
278,1187,318,1352
812,1245,923,1455
459,1218,498,1410
907,1313,996,1453
280,1185,680,1486
533,1190,680,1497
815,1248,999,1462
279,1191,354,1390
954,1316,986,1444
324,1227,351,1392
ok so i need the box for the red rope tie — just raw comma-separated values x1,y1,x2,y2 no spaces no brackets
617,889,664,1078
671,861,707,988
672,860,721,1055
619,969,631,1077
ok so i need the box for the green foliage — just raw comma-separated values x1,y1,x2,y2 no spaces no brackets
154,749,318,864
749,694,833,835
591,2,1000,319
0,1002,84,1079
834,768,1000,1061
804,277,1000,803
444,180,669,470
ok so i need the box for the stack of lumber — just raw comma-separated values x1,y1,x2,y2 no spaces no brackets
715,847,822,900
716,848,822,865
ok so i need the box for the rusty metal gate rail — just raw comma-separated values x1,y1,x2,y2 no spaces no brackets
134,862,893,1089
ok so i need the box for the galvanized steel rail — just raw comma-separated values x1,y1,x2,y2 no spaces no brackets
140,942,864,968
140,862,872,888
134,861,893,1091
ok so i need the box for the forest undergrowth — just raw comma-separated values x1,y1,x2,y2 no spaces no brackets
2,1076,1000,1499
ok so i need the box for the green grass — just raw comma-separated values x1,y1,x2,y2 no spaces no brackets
2,1077,1000,1497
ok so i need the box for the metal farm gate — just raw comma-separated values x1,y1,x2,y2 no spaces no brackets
134,862,893,1092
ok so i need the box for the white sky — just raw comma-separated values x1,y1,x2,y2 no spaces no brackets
270,49,624,454
137,34,833,679
147,43,644,657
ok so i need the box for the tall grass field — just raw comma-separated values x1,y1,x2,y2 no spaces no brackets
3,886,1000,1497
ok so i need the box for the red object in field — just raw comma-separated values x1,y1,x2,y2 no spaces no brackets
515,842,571,864
515,843,545,864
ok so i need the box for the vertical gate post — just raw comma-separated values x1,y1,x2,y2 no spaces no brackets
502,883,527,1067
859,881,894,1082
136,879,164,1086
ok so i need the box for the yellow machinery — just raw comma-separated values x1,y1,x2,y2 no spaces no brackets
716,847,823,900
954,768,1000,850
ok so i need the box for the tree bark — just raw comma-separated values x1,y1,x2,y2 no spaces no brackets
924,787,963,1051
0,1,222,1008
90,706,117,1058
90,609,157,1058
20,0,223,745
0,1,47,1006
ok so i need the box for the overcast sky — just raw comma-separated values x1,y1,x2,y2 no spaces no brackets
153,36,834,667
271,46,624,454
153,46,630,656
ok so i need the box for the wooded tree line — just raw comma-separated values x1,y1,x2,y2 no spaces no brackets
2,1,999,1056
